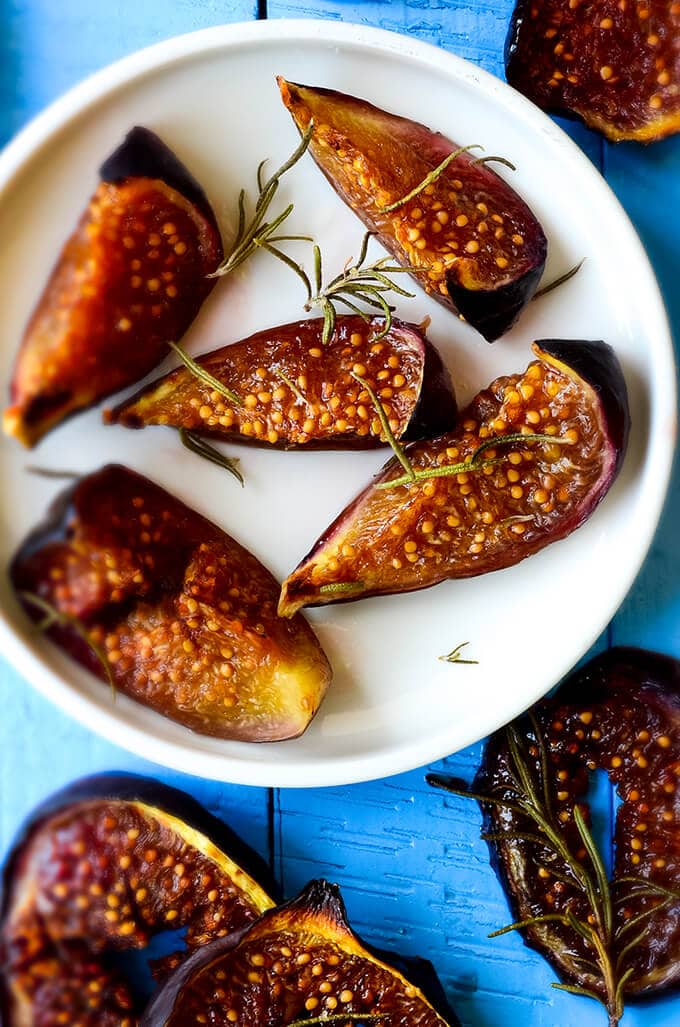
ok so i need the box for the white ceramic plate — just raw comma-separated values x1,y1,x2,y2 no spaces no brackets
0,21,674,787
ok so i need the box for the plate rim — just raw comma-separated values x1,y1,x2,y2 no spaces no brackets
0,18,675,787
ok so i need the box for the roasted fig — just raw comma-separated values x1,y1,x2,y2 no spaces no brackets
3,127,223,447
506,1,680,143
106,316,457,448
451,648,680,1022
279,339,629,616
142,879,459,1026
10,465,331,740
0,772,275,1026
278,78,547,342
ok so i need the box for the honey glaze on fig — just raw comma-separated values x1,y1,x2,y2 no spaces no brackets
3,127,223,448
506,1,680,143
142,880,459,1027
10,465,331,741
279,339,629,616
469,648,680,1013
278,79,547,342
107,316,457,448
0,774,274,1026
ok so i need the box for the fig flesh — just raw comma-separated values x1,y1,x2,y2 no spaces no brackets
0,773,274,1026
3,127,223,447
506,2,680,143
472,648,680,1003
279,339,629,616
107,316,457,448
279,78,547,342
142,879,459,1026
10,465,331,741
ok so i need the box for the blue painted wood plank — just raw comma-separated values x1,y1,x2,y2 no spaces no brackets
0,0,258,144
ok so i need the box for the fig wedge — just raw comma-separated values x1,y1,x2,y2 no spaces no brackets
142,879,459,1026
3,127,223,448
107,316,457,448
10,465,331,740
279,339,629,616
467,648,680,1017
278,78,547,342
506,1,680,143
0,772,275,1026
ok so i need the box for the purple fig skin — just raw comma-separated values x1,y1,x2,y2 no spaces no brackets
0,773,275,1027
279,339,630,616
99,126,219,228
141,879,460,1027
279,78,547,342
10,464,332,741
472,648,680,1000
106,316,458,449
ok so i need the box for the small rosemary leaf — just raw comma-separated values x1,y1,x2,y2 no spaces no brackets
551,983,603,1003
318,581,365,595
473,155,517,172
257,240,313,301
167,341,242,408
533,258,586,301
20,591,117,700
277,371,306,405
350,371,414,480
574,805,613,939
438,641,479,665
179,430,244,487
25,466,79,480
378,144,484,213
425,774,526,814
488,912,569,939
287,1015,388,1027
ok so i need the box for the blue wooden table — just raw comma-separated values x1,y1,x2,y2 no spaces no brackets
0,3,678,1026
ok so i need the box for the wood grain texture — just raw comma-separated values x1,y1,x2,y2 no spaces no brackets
0,3,678,1026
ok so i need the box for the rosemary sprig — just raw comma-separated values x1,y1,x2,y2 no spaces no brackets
375,433,572,491
377,145,517,215
439,642,478,665
20,591,117,700
179,429,243,486
167,341,241,408
533,259,585,301
287,1015,388,1027
427,714,674,1026
277,231,416,346
210,122,315,280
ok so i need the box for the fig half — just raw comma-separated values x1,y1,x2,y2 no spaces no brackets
466,648,680,1017
107,316,457,448
0,773,275,1026
280,339,629,616
3,127,223,447
279,79,547,342
10,465,331,741
142,879,459,1026
506,1,680,143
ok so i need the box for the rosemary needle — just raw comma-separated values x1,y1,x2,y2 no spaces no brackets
179,429,244,486
20,591,117,700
